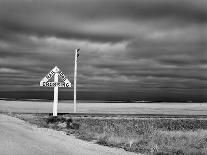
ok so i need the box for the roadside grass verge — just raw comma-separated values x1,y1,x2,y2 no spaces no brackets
9,113,207,154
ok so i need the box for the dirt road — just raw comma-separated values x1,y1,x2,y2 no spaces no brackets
0,114,138,155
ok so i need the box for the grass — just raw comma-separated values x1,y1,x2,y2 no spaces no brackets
153,130,207,154
9,113,207,154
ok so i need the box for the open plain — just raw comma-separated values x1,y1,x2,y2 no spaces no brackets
1,100,207,154
0,100,207,115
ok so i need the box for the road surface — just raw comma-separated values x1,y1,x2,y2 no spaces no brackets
0,114,138,155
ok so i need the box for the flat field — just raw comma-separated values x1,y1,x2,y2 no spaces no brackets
0,100,207,115
12,113,207,154
2,100,207,154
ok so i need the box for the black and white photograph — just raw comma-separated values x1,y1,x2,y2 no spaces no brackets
0,0,206,154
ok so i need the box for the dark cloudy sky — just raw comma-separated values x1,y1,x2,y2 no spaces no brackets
0,0,206,101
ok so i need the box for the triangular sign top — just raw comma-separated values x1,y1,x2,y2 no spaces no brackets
40,66,59,83
40,66,71,87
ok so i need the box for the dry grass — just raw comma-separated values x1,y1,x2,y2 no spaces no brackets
9,113,207,154
152,130,207,154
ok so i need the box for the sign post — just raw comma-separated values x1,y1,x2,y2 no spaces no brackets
53,72,58,116
40,66,71,116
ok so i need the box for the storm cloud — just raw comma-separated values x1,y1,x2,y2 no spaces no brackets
0,0,206,101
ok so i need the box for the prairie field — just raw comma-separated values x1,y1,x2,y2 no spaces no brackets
2,100,207,154
11,113,207,154
0,100,207,115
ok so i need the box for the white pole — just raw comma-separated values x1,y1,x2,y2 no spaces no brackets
74,49,79,113
53,71,58,116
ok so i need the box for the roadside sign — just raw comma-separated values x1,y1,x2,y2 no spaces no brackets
40,66,71,116
40,66,71,87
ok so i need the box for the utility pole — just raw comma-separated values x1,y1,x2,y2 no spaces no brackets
74,49,80,113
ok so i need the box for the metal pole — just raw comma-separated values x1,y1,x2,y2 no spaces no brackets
74,49,78,113
53,71,58,116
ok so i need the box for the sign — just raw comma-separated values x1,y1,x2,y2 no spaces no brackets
40,66,71,87
42,82,71,87
40,66,71,116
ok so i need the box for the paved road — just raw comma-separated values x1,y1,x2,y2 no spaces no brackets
0,114,137,155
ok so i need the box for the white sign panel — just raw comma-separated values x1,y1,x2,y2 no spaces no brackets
40,66,71,87
41,82,71,87
40,66,59,84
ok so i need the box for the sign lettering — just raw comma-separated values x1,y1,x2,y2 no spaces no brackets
42,82,71,87
40,66,71,87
